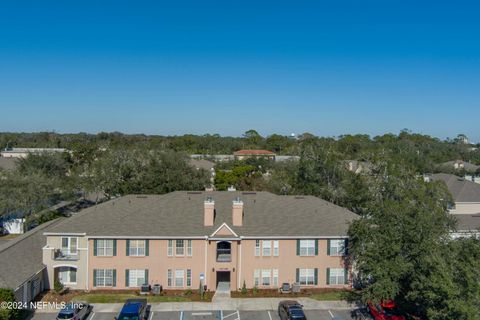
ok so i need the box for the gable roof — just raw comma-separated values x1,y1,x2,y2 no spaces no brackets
454,214,480,232
439,160,479,172
46,191,358,238
0,218,64,290
430,173,480,203
234,150,276,156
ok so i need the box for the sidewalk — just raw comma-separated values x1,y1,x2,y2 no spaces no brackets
35,298,355,313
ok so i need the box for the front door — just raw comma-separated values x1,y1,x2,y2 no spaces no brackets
216,271,231,288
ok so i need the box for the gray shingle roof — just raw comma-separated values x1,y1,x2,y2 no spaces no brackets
0,218,64,289
430,173,480,202
0,157,17,171
47,191,358,238
439,160,479,172
454,214,480,231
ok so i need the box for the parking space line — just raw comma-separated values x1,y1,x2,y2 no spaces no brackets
180,310,184,320
328,310,334,318
149,311,154,320
88,312,95,320
268,310,273,320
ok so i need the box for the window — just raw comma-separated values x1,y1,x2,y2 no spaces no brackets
262,240,271,256
57,267,77,284
273,240,279,256
261,269,271,286
129,240,146,256
175,269,184,287
329,268,346,285
273,269,279,286
176,240,185,256
299,240,315,256
187,240,192,256
95,269,114,287
168,240,173,256
255,240,260,256
96,240,114,256
254,269,260,286
329,239,345,256
167,269,172,287
299,269,315,285
186,269,192,287
128,269,146,287
61,237,78,255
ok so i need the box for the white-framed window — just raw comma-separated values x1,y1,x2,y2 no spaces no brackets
57,267,77,285
299,240,315,256
176,240,185,256
299,268,315,285
329,239,345,256
167,240,173,257
129,240,146,256
273,269,279,286
329,268,345,285
95,269,114,287
255,240,260,256
61,237,78,255
175,269,185,287
96,240,114,256
128,269,146,287
262,240,271,256
167,269,173,286
254,269,260,286
273,240,279,256
187,240,192,256
261,269,271,286
186,269,192,287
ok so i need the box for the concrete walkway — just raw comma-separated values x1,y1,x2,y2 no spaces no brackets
35,298,355,313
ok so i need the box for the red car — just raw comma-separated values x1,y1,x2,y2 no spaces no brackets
367,301,406,320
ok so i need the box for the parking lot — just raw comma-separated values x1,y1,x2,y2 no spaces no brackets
31,309,355,320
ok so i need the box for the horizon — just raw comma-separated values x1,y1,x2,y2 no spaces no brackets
1,1,479,141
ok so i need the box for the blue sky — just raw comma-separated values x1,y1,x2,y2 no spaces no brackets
0,1,479,141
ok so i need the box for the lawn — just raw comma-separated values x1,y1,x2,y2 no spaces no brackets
72,293,191,303
309,290,345,301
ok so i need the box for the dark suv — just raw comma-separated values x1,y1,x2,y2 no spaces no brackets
278,300,307,320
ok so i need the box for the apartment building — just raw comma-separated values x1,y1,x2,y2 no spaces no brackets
42,191,357,292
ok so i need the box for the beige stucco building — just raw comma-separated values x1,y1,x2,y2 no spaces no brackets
42,191,357,292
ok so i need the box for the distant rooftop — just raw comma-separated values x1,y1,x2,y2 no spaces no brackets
233,149,276,156
430,173,480,203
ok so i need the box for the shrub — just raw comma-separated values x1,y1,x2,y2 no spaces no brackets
184,289,193,296
252,286,258,295
0,288,20,320
54,280,64,294
241,281,247,295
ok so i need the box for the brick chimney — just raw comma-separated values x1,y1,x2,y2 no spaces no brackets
232,197,244,226
204,197,215,226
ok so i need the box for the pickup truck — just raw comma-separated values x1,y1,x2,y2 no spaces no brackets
115,299,150,320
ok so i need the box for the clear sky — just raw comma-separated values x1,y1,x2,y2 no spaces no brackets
0,1,479,141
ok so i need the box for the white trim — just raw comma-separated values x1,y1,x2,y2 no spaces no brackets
241,236,348,239
209,237,240,241
86,236,206,240
86,238,89,290
209,223,239,238
44,232,86,236
53,264,78,269
238,241,242,288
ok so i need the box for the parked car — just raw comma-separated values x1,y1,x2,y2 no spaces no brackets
278,300,307,320
352,307,374,319
115,298,150,320
367,301,406,320
56,302,92,320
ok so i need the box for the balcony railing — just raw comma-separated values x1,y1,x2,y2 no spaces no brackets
53,249,79,261
216,249,231,262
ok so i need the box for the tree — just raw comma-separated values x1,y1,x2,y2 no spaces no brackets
347,163,462,318
0,288,20,320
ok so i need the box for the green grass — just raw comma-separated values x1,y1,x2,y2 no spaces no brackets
309,291,345,301
72,293,189,303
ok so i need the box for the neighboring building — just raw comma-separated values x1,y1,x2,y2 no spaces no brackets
428,173,480,237
189,159,216,190
438,160,479,173
42,191,357,292
0,157,17,171
0,219,63,303
343,160,372,174
0,147,67,158
233,150,276,161
191,154,298,163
